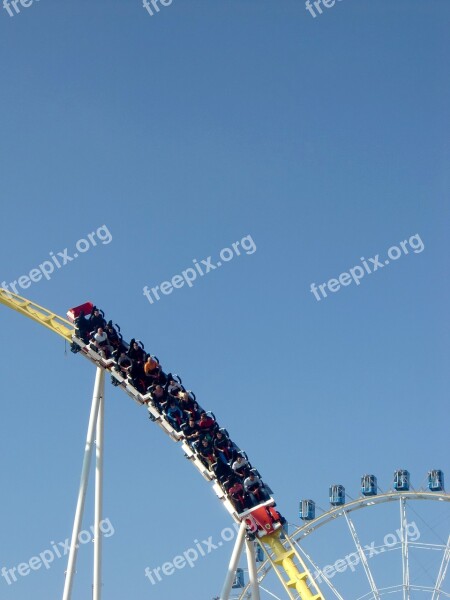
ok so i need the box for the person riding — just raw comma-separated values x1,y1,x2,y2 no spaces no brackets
165,401,184,431
116,351,132,376
232,455,249,478
150,384,168,412
91,327,113,358
74,311,90,342
183,417,201,446
89,307,106,333
228,480,247,512
105,321,120,349
128,340,145,364
214,430,235,464
244,473,270,506
198,412,216,435
197,437,216,468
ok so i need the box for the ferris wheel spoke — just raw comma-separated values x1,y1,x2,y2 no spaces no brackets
292,540,345,600
399,498,410,600
258,585,284,600
431,533,450,600
344,512,381,600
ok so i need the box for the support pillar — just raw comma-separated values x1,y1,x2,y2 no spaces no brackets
62,367,105,600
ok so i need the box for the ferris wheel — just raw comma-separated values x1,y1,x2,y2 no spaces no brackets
232,472,450,600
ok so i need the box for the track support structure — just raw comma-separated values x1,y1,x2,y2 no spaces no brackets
220,521,248,600
245,539,261,600
62,367,105,600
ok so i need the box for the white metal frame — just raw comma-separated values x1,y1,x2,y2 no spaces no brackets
432,533,450,600
220,521,248,600
245,539,261,600
220,524,267,600
62,367,105,600
399,497,410,600
344,511,380,600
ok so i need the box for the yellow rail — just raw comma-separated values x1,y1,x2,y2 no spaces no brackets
261,531,323,600
0,289,74,341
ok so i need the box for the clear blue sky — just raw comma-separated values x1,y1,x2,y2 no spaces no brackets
0,1,449,599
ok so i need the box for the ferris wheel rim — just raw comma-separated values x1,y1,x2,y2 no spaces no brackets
291,490,450,543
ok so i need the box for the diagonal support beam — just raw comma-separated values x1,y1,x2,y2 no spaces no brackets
62,367,105,600
93,386,105,600
344,512,380,600
220,521,247,600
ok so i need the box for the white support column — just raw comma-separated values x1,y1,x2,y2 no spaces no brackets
93,377,105,600
62,367,105,600
400,498,410,600
220,521,247,600
245,539,261,600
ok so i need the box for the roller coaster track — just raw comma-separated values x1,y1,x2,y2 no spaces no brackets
0,289,323,600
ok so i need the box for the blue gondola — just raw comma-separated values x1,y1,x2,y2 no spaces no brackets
394,469,410,491
256,544,264,563
329,484,346,506
299,499,315,521
361,474,377,496
232,568,245,588
428,470,444,492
